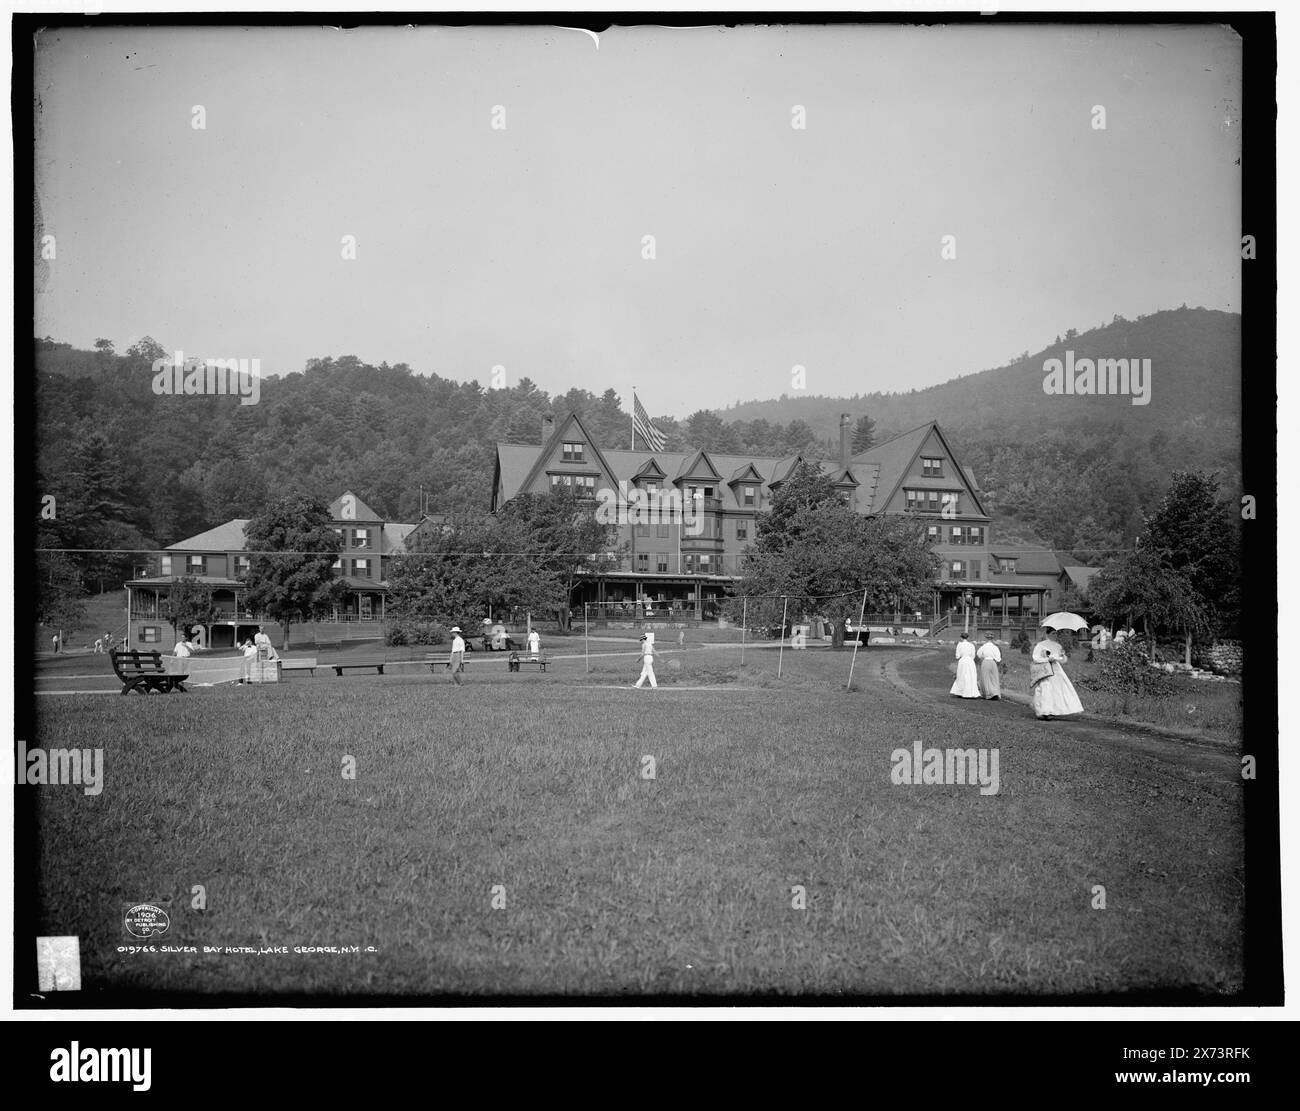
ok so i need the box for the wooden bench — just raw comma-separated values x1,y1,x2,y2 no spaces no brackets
330,660,385,677
278,657,319,677
110,650,188,695
425,653,469,673
508,652,550,672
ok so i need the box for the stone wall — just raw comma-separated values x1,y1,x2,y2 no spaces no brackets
1193,640,1243,676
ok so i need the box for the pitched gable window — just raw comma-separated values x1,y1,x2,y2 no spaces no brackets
562,442,585,462
921,457,944,477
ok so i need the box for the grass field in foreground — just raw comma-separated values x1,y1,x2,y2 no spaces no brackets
27,647,1245,998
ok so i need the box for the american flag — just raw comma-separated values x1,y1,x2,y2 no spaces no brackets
633,392,667,452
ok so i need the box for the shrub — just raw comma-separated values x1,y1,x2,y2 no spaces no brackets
385,620,448,647
1010,631,1032,655
1078,638,1177,699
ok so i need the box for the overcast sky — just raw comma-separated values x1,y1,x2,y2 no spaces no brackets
34,22,1241,416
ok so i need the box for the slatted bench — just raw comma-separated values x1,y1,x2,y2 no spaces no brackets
330,660,386,677
278,657,319,677
507,652,550,673
425,653,469,672
111,650,189,695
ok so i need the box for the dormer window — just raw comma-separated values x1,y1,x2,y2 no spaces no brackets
922,457,944,477
742,486,756,506
562,442,585,462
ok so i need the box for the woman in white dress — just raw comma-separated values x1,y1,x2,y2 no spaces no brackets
976,633,1002,699
1030,631,1084,719
950,633,980,698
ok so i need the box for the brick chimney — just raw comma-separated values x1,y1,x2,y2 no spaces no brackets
541,414,555,443
839,413,852,467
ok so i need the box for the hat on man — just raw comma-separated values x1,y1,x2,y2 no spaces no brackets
639,634,647,641
451,626,463,633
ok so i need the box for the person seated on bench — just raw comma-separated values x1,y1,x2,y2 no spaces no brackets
254,624,279,661
169,633,194,675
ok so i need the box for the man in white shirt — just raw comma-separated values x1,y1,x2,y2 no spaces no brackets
634,634,658,689
449,626,466,685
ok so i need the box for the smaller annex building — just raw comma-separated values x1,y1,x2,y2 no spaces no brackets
123,492,416,649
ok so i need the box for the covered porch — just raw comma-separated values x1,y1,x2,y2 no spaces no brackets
576,571,740,622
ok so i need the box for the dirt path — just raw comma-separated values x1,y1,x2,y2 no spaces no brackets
883,648,1239,776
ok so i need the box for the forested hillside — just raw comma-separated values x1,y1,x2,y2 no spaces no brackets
32,305,1241,594
715,307,1242,555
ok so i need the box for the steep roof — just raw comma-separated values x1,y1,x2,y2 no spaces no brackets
167,520,250,551
383,522,418,551
493,416,984,518
850,422,987,516
330,491,382,522
1061,565,1100,592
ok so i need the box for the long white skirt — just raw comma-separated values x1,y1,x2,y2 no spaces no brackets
950,657,980,698
1032,663,1084,717
979,657,1001,698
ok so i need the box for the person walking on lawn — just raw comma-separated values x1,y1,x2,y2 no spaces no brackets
634,633,658,689
449,626,466,685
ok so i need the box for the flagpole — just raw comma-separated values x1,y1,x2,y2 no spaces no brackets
631,386,635,450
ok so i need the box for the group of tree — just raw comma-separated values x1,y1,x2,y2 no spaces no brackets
727,461,938,648
1087,470,1242,662
386,485,620,631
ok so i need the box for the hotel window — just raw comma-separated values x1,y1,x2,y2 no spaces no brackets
743,485,756,506
187,555,206,574
736,522,748,541
968,527,984,545
926,525,939,542
334,528,344,544
698,554,712,573
951,526,965,544
562,441,585,462
905,489,942,513
922,457,944,477
636,553,649,572
970,561,981,579
713,518,723,538
950,560,965,578
998,558,1017,573
353,558,371,578
234,555,250,576
353,528,371,549
644,481,659,495
635,524,649,537
656,523,669,539
141,626,160,643
577,475,595,493
160,554,173,576
656,553,668,573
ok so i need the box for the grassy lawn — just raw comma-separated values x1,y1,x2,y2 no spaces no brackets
26,645,1245,999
